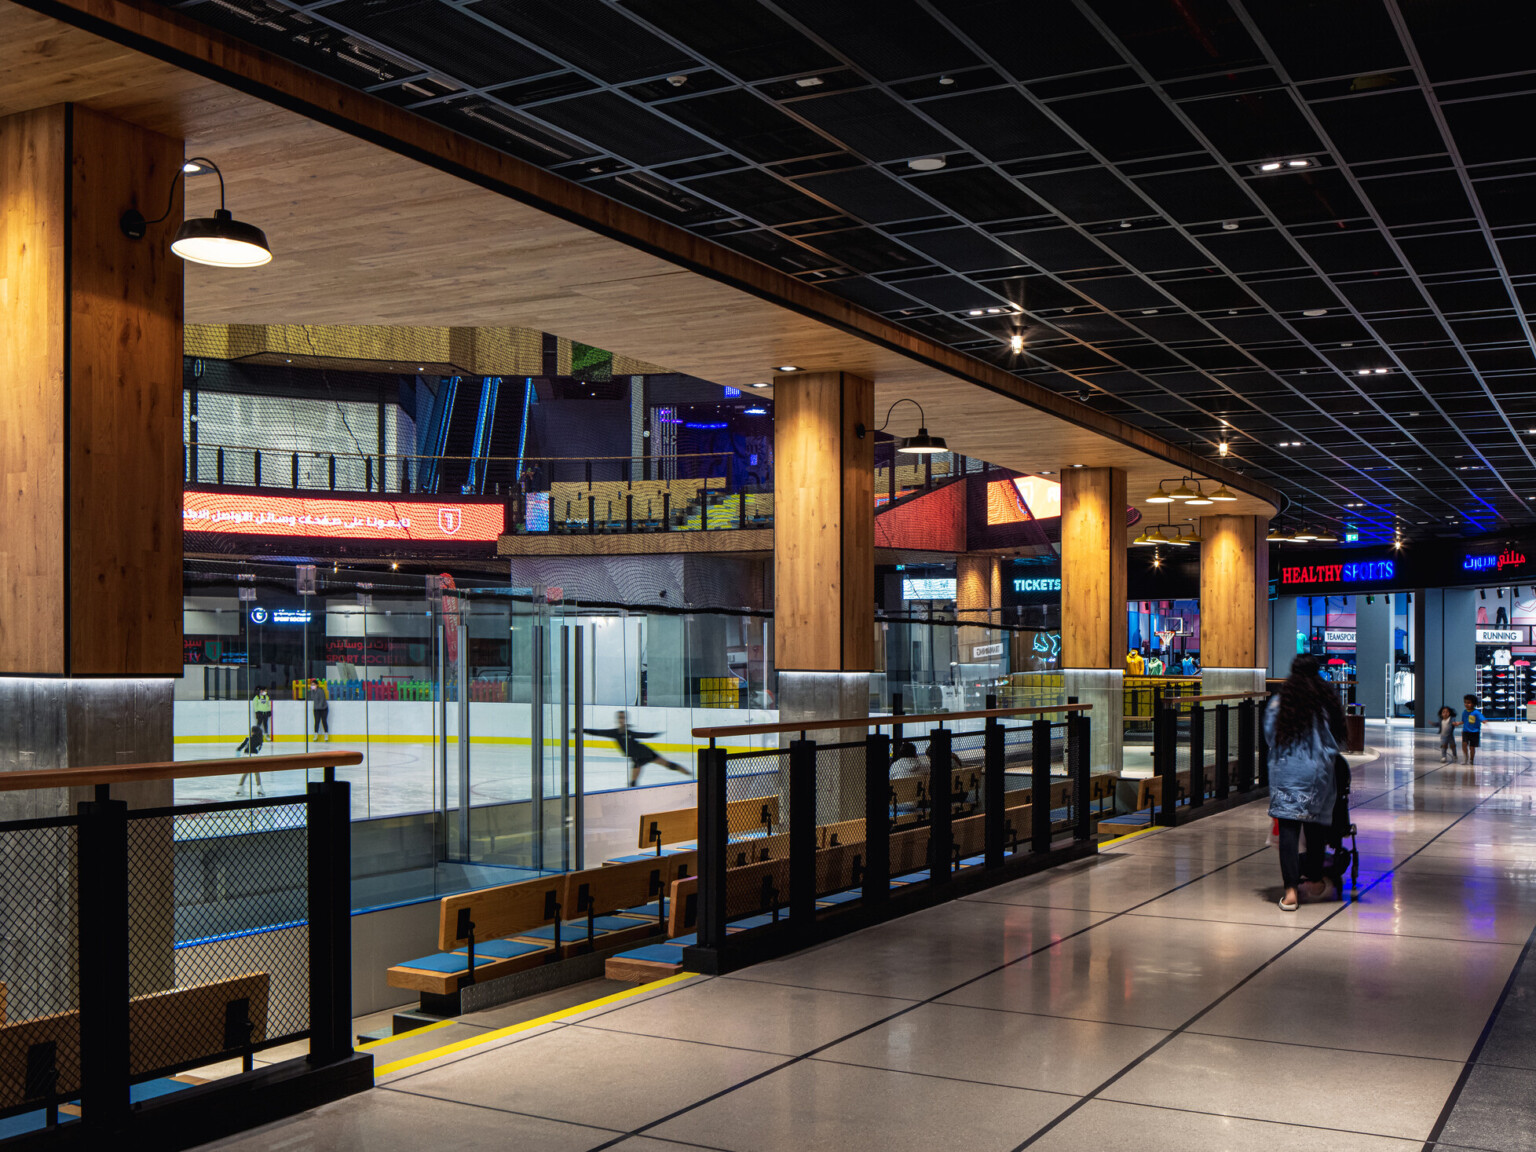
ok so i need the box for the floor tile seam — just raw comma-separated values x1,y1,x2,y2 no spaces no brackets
378,1021,573,1086
1312,925,1531,948
377,1082,630,1136
1010,750,1536,1151
1178,1024,1477,1065
714,973,927,1002
803,1053,1087,1098
565,1018,816,1059
925,1000,1173,1034
1088,1090,1438,1143
581,843,1276,1151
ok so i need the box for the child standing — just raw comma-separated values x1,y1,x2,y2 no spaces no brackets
1461,694,1485,765
1437,705,1459,763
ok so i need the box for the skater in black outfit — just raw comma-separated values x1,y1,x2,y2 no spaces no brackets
583,710,691,788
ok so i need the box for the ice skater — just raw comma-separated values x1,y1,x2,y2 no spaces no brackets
235,723,265,796
583,710,691,787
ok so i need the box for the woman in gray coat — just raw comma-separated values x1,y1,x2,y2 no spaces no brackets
1265,654,1347,911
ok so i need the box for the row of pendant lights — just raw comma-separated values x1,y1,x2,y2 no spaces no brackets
1144,477,1237,506
1267,524,1340,542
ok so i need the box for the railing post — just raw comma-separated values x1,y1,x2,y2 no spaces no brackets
1157,701,1179,826
1031,717,1051,854
1071,710,1091,841
662,492,671,531
738,489,747,530
626,494,633,533
696,746,728,950
863,731,891,907
1188,704,1206,809
292,452,300,488
1257,700,1270,788
587,495,595,534
928,727,952,883
328,455,336,490
216,446,225,484
77,794,130,1133
789,738,817,932
307,777,352,1063
1236,698,1255,793
365,456,374,492
253,449,262,487
1214,703,1230,800
984,712,1005,868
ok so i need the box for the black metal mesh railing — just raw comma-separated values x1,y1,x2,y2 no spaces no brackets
125,800,313,1085
0,820,81,1120
720,749,788,925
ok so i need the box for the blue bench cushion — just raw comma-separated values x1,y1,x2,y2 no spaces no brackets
892,871,930,884
818,890,862,905
462,939,546,960
130,1078,195,1104
398,952,498,974
621,901,662,918
584,915,654,933
664,933,697,946
607,849,687,864
0,1110,79,1139
727,913,785,930
616,943,686,964
958,854,985,868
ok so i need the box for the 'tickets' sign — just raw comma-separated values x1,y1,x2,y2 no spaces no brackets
183,491,503,542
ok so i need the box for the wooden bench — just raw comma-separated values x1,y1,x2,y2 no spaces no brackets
0,972,270,1119
631,795,780,858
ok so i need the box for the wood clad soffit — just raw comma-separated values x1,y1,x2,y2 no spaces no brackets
1,0,1277,518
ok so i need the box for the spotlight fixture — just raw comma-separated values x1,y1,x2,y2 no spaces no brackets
1252,157,1317,175
864,397,948,455
1221,221,1239,231
1218,441,1229,457
120,156,272,268
1009,333,1024,354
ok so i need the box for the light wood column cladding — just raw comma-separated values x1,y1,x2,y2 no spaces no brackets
1199,515,1271,669
957,554,1001,649
1061,468,1128,669
0,104,183,676
772,371,874,672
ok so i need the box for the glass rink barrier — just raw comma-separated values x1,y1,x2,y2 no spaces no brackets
0,752,367,1149
682,701,1100,973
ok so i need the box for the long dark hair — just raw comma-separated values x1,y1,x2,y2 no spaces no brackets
1273,654,1345,751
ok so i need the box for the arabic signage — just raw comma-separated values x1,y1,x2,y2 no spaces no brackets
183,491,504,542
1477,627,1527,645
1279,560,1395,587
251,607,312,625
1463,549,1527,574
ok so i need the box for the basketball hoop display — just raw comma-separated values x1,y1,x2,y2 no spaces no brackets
1155,630,1178,651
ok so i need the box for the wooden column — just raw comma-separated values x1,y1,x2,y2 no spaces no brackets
772,371,874,673
1061,468,1127,669
957,554,1000,656
1198,515,1270,671
1060,467,1127,773
0,104,183,676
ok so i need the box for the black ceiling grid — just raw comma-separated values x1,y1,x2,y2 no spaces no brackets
1226,0,1535,515
163,0,1536,543
1056,0,1509,531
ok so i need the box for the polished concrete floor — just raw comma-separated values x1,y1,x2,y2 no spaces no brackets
199,721,1536,1151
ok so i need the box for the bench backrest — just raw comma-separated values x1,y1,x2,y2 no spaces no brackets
439,873,565,951
0,972,270,1111
569,853,694,922
1136,771,1191,810
638,795,781,850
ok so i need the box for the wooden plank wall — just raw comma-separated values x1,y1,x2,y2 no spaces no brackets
1199,515,1270,669
773,371,873,671
0,104,182,676
1061,467,1128,669
0,106,68,674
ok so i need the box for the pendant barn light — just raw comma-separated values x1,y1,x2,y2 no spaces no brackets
1209,485,1238,502
1313,526,1340,542
1145,484,1176,504
120,156,272,268
1266,525,1293,542
1168,479,1199,501
860,398,948,455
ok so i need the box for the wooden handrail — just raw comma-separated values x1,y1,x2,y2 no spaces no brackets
0,752,362,793
1158,691,1271,705
693,703,1091,740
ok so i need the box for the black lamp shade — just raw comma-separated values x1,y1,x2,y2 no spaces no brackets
171,208,272,267
899,427,948,454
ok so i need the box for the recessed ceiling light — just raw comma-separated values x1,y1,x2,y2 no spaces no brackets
1288,159,1311,167
1221,221,1239,231
666,75,688,87
1141,309,1158,315
795,76,824,88
1302,308,1328,317
1072,463,1084,468
775,365,800,372
751,381,769,388
938,75,955,86
1119,220,1133,228
1260,162,1282,172
985,307,1002,314
908,157,946,171
968,309,984,316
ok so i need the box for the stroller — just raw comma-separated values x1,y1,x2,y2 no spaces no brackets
1320,753,1359,891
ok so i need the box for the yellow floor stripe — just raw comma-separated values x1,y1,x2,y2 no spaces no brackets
1098,825,1163,848
355,1017,458,1052
372,972,698,1077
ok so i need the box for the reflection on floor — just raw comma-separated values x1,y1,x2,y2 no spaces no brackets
195,721,1536,1151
